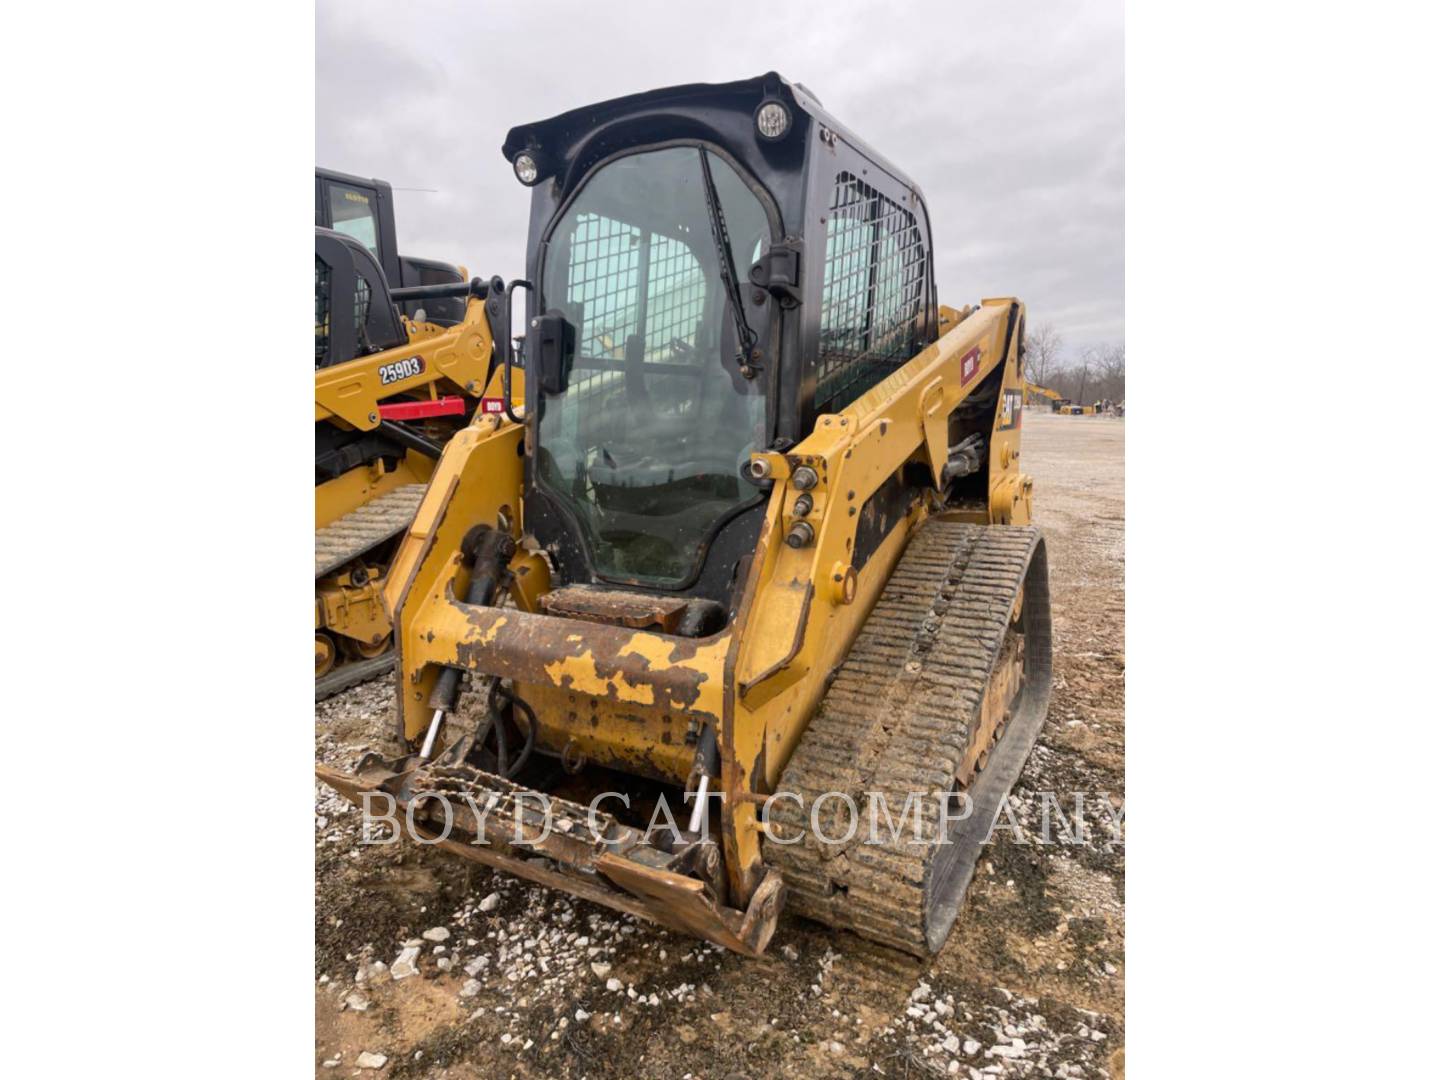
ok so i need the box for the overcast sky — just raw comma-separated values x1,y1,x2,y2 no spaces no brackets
317,0,1122,362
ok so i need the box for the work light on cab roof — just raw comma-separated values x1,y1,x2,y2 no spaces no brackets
755,100,790,139
513,152,540,185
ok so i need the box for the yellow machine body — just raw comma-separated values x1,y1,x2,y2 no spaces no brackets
326,299,1030,949
317,74,1053,957
314,294,521,690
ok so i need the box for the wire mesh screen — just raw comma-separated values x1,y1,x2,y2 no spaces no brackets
568,213,640,367
815,173,928,413
315,257,330,368
353,274,371,348
562,213,707,402
641,233,706,362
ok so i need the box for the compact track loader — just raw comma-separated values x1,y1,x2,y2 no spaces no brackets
317,167,471,325
317,74,1052,957
314,225,514,699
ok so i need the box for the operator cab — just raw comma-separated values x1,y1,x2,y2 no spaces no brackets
314,227,407,369
315,167,468,326
505,73,937,610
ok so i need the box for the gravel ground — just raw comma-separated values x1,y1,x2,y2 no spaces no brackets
315,409,1125,1079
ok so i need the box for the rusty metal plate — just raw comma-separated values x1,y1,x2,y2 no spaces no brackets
539,585,691,632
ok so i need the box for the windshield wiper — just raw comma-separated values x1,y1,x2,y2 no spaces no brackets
698,151,759,376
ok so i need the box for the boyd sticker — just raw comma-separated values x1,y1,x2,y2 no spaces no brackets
378,356,425,385
960,347,982,385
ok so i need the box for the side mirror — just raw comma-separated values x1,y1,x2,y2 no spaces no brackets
531,310,576,396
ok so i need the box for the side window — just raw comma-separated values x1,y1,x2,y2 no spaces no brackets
816,173,927,413
328,184,381,258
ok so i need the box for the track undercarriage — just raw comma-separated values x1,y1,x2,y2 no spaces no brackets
314,482,428,700
765,521,1052,955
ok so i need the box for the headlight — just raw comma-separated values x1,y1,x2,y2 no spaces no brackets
755,101,790,140
514,153,540,185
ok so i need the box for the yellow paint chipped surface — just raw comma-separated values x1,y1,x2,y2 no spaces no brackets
616,633,730,673
543,650,656,705
476,615,507,645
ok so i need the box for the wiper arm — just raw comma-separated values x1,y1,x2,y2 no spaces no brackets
698,151,758,374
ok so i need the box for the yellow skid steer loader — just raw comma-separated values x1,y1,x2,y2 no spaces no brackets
318,73,1052,957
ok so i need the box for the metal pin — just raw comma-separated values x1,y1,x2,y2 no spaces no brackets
687,774,710,833
420,708,445,759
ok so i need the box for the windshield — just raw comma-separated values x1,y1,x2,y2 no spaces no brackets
536,146,772,587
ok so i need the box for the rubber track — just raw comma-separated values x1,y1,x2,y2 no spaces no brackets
764,521,1051,956
314,484,427,577
315,650,394,702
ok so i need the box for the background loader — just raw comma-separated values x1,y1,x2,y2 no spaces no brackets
318,74,1053,958
316,167,469,325
1024,378,1062,406
314,174,516,698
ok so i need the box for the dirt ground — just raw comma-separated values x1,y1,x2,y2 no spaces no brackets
315,409,1125,1079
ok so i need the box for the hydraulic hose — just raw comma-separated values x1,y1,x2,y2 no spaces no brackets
490,685,538,778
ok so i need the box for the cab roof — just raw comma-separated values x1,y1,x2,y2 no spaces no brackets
501,72,923,202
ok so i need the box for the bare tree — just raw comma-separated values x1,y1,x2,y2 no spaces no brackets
1036,341,1124,408
1076,349,1095,404
1023,323,1062,390
1048,364,1076,402
1096,343,1125,402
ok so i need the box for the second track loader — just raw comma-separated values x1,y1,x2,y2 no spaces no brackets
314,225,516,698
318,74,1052,957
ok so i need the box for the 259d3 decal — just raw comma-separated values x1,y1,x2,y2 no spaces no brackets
378,356,425,385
